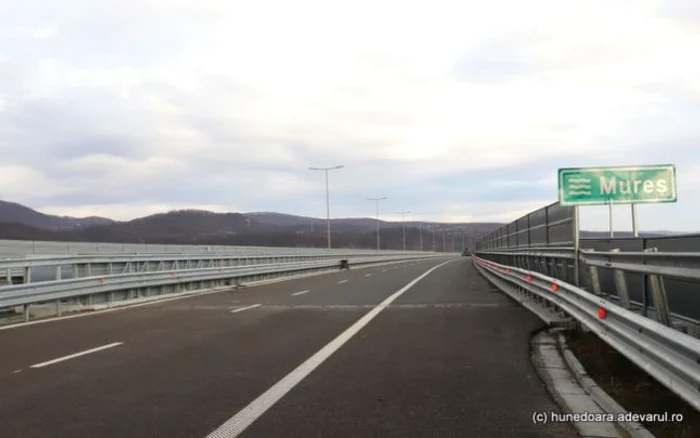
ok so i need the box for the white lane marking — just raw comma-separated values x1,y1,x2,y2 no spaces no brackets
337,280,348,284
364,273,372,277
13,369,21,374
231,304,261,313
30,342,124,369
292,290,309,296
204,259,454,438
382,269,387,272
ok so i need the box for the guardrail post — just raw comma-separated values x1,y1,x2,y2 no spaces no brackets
56,300,62,317
610,249,631,309
55,266,62,280
23,304,30,322
645,247,672,326
587,250,603,295
24,267,32,284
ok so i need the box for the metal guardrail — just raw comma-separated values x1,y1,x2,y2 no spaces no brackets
475,247,700,326
0,250,435,284
0,239,431,257
472,255,700,413
0,252,445,321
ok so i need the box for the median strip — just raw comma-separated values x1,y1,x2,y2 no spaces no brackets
30,342,124,369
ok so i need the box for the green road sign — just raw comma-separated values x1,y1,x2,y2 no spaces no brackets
558,164,677,206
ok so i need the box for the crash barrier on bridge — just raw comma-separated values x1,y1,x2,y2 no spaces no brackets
472,255,700,413
473,200,700,412
0,239,431,257
0,251,443,323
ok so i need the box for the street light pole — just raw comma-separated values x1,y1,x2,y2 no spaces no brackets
419,225,423,251
309,165,344,250
432,226,436,252
397,211,411,251
367,197,387,251
442,231,446,253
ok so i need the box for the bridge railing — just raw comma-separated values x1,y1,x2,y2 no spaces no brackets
0,239,430,257
0,246,444,324
472,255,700,413
473,200,700,413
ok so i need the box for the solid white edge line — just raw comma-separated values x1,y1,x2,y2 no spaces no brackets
30,342,124,369
292,290,310,296
230,304,261,313
204,259,455,438
337,280,348,284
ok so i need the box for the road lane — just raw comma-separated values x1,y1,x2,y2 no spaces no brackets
0,257,453,438
241,259,578,438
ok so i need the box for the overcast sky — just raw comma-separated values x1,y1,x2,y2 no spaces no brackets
1,0,699,232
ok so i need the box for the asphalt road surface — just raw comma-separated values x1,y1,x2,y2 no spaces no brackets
0,257,578,438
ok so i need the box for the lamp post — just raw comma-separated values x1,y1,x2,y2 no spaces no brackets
419,224,423,251
397,211,411,250
308,165,344,250
367,197,387,251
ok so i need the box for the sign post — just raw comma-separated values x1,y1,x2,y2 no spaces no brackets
609,199,614,238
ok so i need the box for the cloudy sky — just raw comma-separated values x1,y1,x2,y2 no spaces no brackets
1,0,699,232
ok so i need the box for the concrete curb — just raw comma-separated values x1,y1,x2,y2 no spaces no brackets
532,330,623,438
556,333,656,438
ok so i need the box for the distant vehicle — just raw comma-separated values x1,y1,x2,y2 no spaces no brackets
462,249,470,257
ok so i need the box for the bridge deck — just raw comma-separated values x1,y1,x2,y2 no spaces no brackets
0,258,576,438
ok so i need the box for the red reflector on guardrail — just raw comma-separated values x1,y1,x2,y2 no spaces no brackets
506,268,512,274
551,283,559,292
98,278,105,284
525,275,533,282
598,308,607,319
170,272,175,277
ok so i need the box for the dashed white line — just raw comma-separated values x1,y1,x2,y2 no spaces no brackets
382,269,387,272
231,304,261,313
364,273,372,277
292,290,310,296
30,342,124,369
337,280,348,284
204,259,454,438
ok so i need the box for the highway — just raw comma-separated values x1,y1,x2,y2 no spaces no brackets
0,257,577,438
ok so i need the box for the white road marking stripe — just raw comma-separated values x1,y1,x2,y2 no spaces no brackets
30,342,124,369
204,259,454,438
382,269,387,272
337,280,348,284
230,304,261,313
364,273,372,277
292,290,309,296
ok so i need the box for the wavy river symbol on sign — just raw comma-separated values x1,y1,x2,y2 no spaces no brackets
565,176,592,196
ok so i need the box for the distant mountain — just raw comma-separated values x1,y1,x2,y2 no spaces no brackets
0,200,114,230
243,212,503,234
